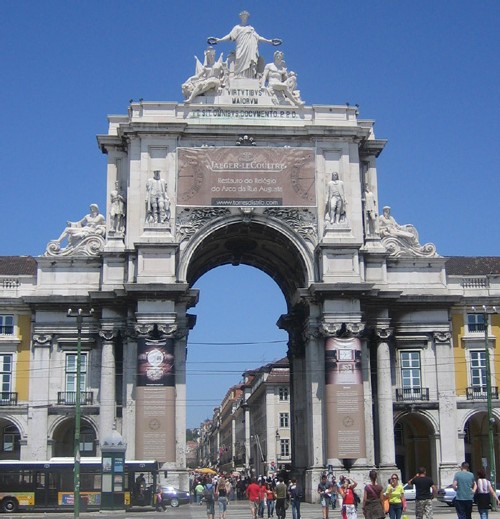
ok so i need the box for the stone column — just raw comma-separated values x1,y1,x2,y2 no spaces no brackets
98,329,118,442
375,327,396,467
29,334,53,459
434,331,459,484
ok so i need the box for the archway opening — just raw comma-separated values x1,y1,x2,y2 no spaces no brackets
186,264,289,474
395,414,436,481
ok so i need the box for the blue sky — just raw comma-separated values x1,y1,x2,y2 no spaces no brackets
2,1,499,427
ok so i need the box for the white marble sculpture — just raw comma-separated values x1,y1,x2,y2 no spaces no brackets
109,181,126,233
208,10,282,79
325,173,347,225
377,206,438,257
182,47,227,103
261,51,304,107
45,204,106,256
364,185,379,235
145,170,170,224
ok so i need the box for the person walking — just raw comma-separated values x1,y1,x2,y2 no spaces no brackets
216,476,229,519
204,478,216,519
407,467,437,519
475,468,500,519
266,482,276,518
288,478,302,519
318,474,333,519
452,462,477,519
384,474,406,519
339,475,358,519
362,470,385,519
247,477,261,519
275,476,288,519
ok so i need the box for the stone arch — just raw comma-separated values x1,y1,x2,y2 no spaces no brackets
462,410,500,475
0,416,24,460
178,215,315,302
51,416,98,458
394,411,438,480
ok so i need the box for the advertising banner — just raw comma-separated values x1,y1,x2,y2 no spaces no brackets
177,147,316,207
137,338,175,387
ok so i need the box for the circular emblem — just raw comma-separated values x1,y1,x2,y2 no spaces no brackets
147,348,164,366
343,416,354,427
149,419,161,431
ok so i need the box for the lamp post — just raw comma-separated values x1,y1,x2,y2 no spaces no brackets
471,305,498,491
67,308,93,519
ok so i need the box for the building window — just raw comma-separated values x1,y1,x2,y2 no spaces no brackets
65,353,88,392
0,315,14,335
280,439,290,457
468,313,485,333
279,413,289,428
0,354,12,396
2,425,19,453
470,350,486,390
400,351,421,390
278,387,289,401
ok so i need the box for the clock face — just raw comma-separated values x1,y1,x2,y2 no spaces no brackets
338,349,353,361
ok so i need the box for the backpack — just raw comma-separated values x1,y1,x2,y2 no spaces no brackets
203,484,214,502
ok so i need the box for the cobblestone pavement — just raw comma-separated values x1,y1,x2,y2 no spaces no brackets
2,500,463,519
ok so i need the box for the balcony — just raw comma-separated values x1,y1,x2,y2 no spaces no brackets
466,386,499,400
395,387,429,401
57,392,94,405
0,392,18,406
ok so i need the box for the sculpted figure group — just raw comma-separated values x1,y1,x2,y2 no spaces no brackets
182,11,304,106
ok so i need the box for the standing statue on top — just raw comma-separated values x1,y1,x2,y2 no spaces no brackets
208,10,282,79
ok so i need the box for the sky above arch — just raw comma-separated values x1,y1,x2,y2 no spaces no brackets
1,0,499,427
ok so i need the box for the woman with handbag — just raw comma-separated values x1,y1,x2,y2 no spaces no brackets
475,468,500,519
383,474,406,519
362,470,385,519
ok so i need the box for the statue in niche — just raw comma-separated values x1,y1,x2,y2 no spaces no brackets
182,46,227,103
146,170,170,224
364,184,379,235
208,10,282,79
377,206,438,257
45,204,106,256
261,51,304,107
109,181,126,233
325,172,347,224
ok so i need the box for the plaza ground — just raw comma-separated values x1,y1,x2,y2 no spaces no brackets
2,499,465,519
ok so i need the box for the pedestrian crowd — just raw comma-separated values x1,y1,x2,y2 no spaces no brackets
182,463,499,519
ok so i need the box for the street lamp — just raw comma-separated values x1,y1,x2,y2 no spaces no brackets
67,308,93,519
471,305,498,491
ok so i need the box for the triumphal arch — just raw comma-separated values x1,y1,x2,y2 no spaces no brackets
32,12,456,496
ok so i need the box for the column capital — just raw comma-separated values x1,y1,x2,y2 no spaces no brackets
32,334,53,348
433,331,451,343
134,323,155,337
158,323,178,338
320,320,365,337
374,327,393,341
99,329,119,341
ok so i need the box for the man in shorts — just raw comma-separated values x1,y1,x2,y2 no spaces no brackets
247,477,261,519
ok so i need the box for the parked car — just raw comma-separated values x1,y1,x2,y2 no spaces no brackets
437,485,456,506
403,483,416,501
437,485,500,506
159,486,191,507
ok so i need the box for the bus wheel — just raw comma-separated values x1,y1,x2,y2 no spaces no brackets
2,497,19,513
170,498,179,507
